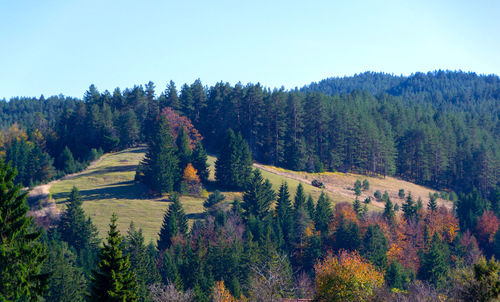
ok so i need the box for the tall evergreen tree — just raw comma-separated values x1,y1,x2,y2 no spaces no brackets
402,192,417,221
215,129,252,189
418,232,448,287
42,240,86,302
164,80,181,111
361,225,388,268
58,186,99,254
57,146,77,173
276,182,293,248
157,194,188,251
242,169,276,220
0,161,48,300
89,214,138,301
191,142,209,183
306,194,316,221
125,222,159,302
428,194,438,212
383,198,395,222
293,183,306,212
176,126,192,171
314,192,332,237
137,116,179,194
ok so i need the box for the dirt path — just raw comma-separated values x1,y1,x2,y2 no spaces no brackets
27,155,107,219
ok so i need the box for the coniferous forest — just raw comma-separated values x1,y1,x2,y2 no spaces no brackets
1,71,500,301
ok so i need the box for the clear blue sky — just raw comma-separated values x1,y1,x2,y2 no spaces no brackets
0,0,498,99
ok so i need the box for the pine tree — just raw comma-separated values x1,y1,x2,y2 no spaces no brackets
383,198,395,222
418,232,448,287
276,182,292,222
191,142,209,183
235,132,253,188
428,193,438,212
293,183,306,212
306,194,315,219
242,169,276,220
176,126,192,172
157,194,188,251
276,182,293,249
125,222,159,301
402,192,417,221
43,240,86,302
164,80,181,111
314,192,332,237
334,219,361,252
0,161,48,300
203,190,226,214
215,129,252,189
57,146,76,173
353,197,362,218
58,186,99,254
89,214,138,301
137,116,179,194
361,225,388,268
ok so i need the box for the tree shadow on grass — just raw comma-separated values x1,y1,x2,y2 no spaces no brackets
79,165,138,177
54,180,150,204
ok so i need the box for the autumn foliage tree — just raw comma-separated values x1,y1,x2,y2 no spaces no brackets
313,250,384,302
211,281,236,302
475,210,499,253
182,163,202,194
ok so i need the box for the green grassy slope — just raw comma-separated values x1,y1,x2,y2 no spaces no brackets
51,147,447,243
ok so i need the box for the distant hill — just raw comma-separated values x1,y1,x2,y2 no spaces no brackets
302,70,500,108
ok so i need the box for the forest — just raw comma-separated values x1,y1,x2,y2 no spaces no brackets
1,70,500,301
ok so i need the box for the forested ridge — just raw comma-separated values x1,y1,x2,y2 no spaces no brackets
2,70,500,301
1,70,498,195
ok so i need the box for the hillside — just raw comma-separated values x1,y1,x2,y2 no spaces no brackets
43,147,451,243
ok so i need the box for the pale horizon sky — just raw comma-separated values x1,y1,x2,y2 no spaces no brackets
0,0,499,99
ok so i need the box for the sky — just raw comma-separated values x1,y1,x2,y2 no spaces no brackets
0,0,499,99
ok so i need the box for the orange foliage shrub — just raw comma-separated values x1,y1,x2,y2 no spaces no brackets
212,281,236,302
425,206,459,243
183,163,200,184
314,250,384,302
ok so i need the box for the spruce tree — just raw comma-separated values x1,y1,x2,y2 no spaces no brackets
191,142,209,183
306,194,315,219
242,169,276,220
293,183,306,212
57,146,76,174
157,194,188,251
89,214,138,301
175,126,191,172
383,198,395,222
125,222,159,301
402,192,417,221
353,197,362,218
276,182,293,247
215,129,238,188
428,193,438,212
314,192,332,237
361,225,388,268
42,240,86,302
138,116,179,194
58,186,99,254
215,129,252,190
418,232,448,287
0,161,48,300
235,132,253,188
164,80,181,111
276,182,292,222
